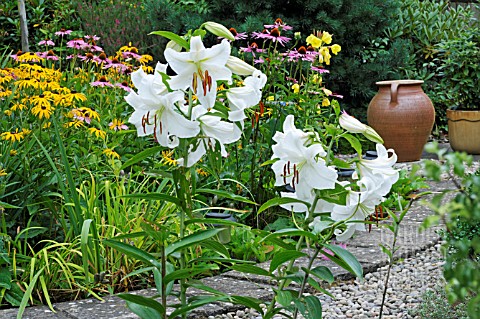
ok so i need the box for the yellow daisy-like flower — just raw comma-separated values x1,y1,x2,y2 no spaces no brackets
30,92,53,108
64,90,87,103
38,80,61,91
10,149,18,156
31,104,54,119
141,65,153,73
42,122,52,129
331,44,341,55
311,74,322,85
109,119,128,131
267,96,275,101
88,127,106,139
64,120,84,128
10,102,27,111
16,78,38,89
4,110,12,116
0,70,14,85
0,169,6,177
321,31,333,45
103,148,120,159
139,54,153,64
306,34,322,49
196,168,209,177
0,89,12,98
16,52,43,63
118,43,138,53
161,150,177,166
21,128,31,136
1,129,24,142
322,97,331,107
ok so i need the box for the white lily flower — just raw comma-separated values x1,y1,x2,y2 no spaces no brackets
226,56,257,76
331,176,381,241
177,109,242,167
129,62,169,97
272,115,316,150
271,115,337,200
356,144,399,197
339,110,383,144
226,70,267,121
127,90,200,148
164,36,232,110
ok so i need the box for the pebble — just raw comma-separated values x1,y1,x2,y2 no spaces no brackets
214,244,445,319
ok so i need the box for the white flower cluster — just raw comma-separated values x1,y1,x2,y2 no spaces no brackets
272,114,399,241
125,36,267,167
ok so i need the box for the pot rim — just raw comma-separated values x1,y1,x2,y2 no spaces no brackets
375,79,424,86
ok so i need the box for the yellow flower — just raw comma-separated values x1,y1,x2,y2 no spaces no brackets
322,98,330,107
88,127,106,139
64,120,84,128
30,92,53,108
16,77,38,89
42,122,52,129
31,104,54,119
141,65,153,73
331,44,341,55
10,149,18,156
267,96,275,101
311,74,322,85
196,168,209,176
139,54,153,64
321,31,333,45
103,148,120,159
64,90,87,103
322,88,332,96
0,70,13,85
15,52,43,63
10,102,27,111
306,34,322,49
1,129,24,142
161,150,177,166
0,89,12,98
21,128,31,136
292,83,300,94
320,47,331,65
4,110,12,116
0,169,6,176
109,119,128,131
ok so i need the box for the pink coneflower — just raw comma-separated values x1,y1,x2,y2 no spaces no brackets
104,57,128,72
94,52,111,64
108,118,129,130
239,42,265,57
90,76,114,87
55,28,72,36
78,52,96,62
84,35,100,41
254,56,265,65
37,50,59,61
67,38,87,50
285,46,316,62
122,51,142,60
227,27,248,40
253,28,291,46
264,18,293,31
114,81,132,92
38,39,55,46
311,66,330,74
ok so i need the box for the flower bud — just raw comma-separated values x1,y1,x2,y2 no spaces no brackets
226,56,257,76
364,126,384,144
203,21,235,41
166,40,182,52
294,32,302,40
339,111,384,143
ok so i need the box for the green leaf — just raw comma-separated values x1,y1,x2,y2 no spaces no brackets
185,218,245,228
104,239,162,268
122,193,180,207
163,265,217,285
379,244,393,261
4,283,23,307
270,251,307,273
118,294,165,318
197,239,230,259
149,31,189,49
342,133,363,155
309,266,334,284
120,146,163,170
231,264,271,277
322,244,363,279
165,228,222,256
304,295,322,319
276,289,294,307
196,188,257,205
257,197,311,214
229,296,265,314
262,228,318,243
0,201,21,209
17,267,44,319
0,268,11,289
169,296,226,318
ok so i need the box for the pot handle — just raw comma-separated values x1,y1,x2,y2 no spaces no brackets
390,82,398,104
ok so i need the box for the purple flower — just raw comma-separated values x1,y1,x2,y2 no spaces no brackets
84,35,100,41
253,28,291,46
67,38,87,50
311,66,330,74
122,51,142,60
38,39,55,46
239,42,265,57
90,76,114,87
55,28,72,36
284,46,316,62
36,50,59,61
114,82,132,92
264,18,293,31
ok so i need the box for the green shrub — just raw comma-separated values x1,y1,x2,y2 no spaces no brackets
382,0,478,129
0,0,79,53
409,285,470,319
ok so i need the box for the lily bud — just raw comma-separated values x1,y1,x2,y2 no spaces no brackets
339,111,384,144
203,22,235,41
226,56,257,76
166,40,182,52
364,126,384,144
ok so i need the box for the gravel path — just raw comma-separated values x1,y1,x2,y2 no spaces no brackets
211,243,445,319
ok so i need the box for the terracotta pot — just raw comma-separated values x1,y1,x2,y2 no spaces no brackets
367,80,435,162
447,109,480,154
